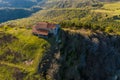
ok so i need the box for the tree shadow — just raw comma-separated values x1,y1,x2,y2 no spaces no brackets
37,32,60,79
38,29,120,80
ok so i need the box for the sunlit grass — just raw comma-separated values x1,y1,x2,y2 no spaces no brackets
0,27,50,75
102,2,120,10
92,2,120,16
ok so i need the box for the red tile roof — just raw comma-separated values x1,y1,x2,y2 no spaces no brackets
32,27,49,36
35,22,56,29
32,22,56,36
37,29,49,36
47,23,56,29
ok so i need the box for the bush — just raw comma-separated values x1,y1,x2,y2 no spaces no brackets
105,27,113,33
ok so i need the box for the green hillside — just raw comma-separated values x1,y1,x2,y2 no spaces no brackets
0,26,50,80
3,2,120,34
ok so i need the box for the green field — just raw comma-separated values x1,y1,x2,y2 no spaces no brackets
0,26,50,80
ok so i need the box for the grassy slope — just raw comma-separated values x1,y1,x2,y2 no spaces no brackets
92,1,120,27
103,2,120,10
93,2,120,16
0,26,50,80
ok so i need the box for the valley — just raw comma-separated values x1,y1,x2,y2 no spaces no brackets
0,7,42,23
0,0,43,23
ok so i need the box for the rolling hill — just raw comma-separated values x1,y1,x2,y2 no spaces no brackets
0,0,119,23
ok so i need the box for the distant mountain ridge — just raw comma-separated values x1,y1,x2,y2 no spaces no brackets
37,0,100,8
37,0,120,8
0,0,119,8
0,0,43,8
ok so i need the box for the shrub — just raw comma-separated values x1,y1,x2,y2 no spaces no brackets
105,27,113,33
